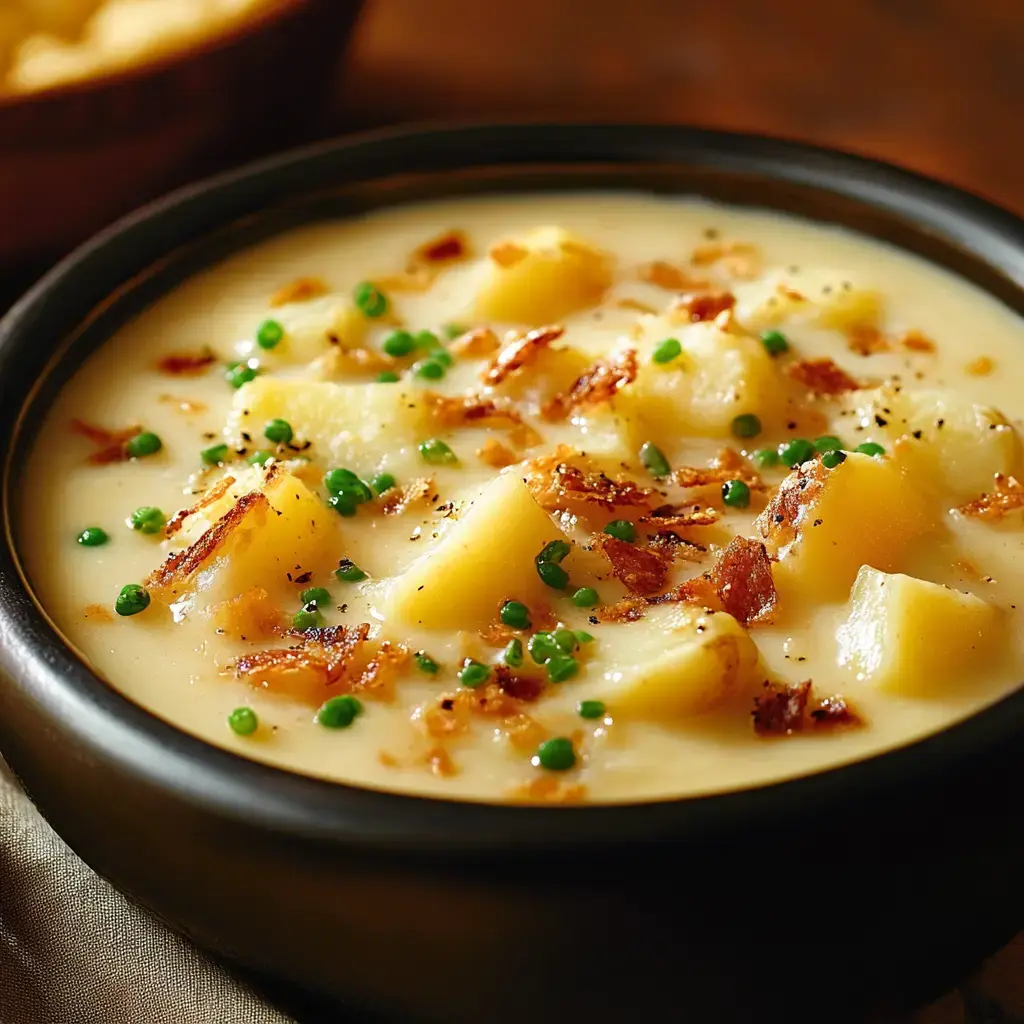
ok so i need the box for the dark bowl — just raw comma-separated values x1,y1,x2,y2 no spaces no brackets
0,125,1022,1024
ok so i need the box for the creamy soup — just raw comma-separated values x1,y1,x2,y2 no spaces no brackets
18,194,1024,804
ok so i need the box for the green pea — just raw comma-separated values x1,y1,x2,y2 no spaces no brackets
537,540,571,564
382,330,416,357
814,435,842,454
534,737,576,771
248,450,274,466
503,638,524,668
77,527,109,547
546,654,579,683
778,437,815,467
572,587,599,608
125,431,162,458
429,348,454,366
731,414,762,439
442,323,467,340
760,329,789,356
353,281,387,318
225,362,259,389
201,443,229,465
855,441,886,457
603,520,636,543
577,700,606,720
317,694,362,729
335,559,368,582
413,358,445,380
822,449,848,469
639,441,671,478
256,319,284,350
418,438,457,465
114,583,150,617
300,587,331,607
328,494,357,517
528,632,562,665
415,651,440,674
324,468,372,503
721,479,751,509
552,628,577,653
292,605,324,631
652,337,682,364
228,707,258,736
751,448,780,469
573,630,595,644
264,418,293,444
129,507,165,535
376,370,401,383
500,600,531,630
536,560,569,590
414,329,441,350
371,472,396,494
458,660,491,688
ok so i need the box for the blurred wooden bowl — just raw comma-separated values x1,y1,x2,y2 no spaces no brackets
0,0,363,267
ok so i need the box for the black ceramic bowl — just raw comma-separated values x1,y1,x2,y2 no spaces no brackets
0,125,1022,1024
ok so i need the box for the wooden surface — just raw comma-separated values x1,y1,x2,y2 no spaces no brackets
338,0,1024,213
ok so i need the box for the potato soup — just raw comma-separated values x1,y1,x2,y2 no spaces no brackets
19,194,1024,804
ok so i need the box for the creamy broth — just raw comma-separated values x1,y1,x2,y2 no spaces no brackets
18,194,1024,803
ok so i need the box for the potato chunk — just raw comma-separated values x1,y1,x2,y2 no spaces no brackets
265,297,366,364
839,386,1020,502
386,472,569,629
475,226,613,324
756,452,933,600
837,567,1001,696
596,605,760,718
230,378,432,477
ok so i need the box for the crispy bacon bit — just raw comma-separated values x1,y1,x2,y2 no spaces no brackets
900,329,937,353
481,601,557,646
481,324,565,386
425,746,459,777
809,695,862,728
509,777,587,804
707,536,777,624
595,595,648,623
493,665,547,702
756,458,827,546
450,327,500,357
83,604,114,622
647,532,708,562
846,323,889,356
966,355,994,376
147,491,268,589
551,463,652,510
233,623,371,700
165,475,236,537
489,240,528,267
788,357,860,395
671,290,736,324
639,506,720,529
670,449,764,491
639,260,710,291
380,477,434,517
592,534,669,596
270,276,328,307
753,680,811,735
71,419,141,465
213,586,283,640
156,350,216,375
957,474,1024,522
313,345,397,379
690,241,761,279
411,229,469,266
477,438,518,468
542,348,638,421
426,392,526,430
352,641,409,700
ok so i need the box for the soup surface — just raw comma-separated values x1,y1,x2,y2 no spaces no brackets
19,193,1024,803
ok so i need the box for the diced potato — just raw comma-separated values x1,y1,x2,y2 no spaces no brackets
837,566,1001,697
734,267,882,333
617,317,782,439
475,226,613,324
386,472,569,629
837,386,1020,501
756,452,935,600
229,378,433,477
264,296,367,364
596,604,761,718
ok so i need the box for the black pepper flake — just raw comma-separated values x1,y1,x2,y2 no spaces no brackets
787,421,797,431
327,332,340,345
812,518,823,527
937,418,945,429
774,513,785,524
202,431,216,440
417,585,425,591
440,698,455,711
703,227,719,239
874,414,888,427
912,430,923,440
588,615,599,625
294,571,312,585
241,431,252,442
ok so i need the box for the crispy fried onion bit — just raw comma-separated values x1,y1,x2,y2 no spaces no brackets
481,325,565,386
270,276,328,307
787,357,860,395
671,447,764,490
752,679,862,736
72,419,142,465
380,477,435,516
165,475,236,537
592,534,670,596
411,229,470,267
755,458,828,547
527,454,653,511
957,473,1024,522
670,536,777,626
670,290,736,324
156,349,216,375
542,348,638,421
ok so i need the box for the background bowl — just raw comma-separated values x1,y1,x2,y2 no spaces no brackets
1,125,1022,1023
0,0,364,268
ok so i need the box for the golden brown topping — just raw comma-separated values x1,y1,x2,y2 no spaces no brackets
787,357,861,395
165,475,236,537
957,473,1024,521
270,276,328,307
900,329,936,353
638,506,720,529
425,746,459,777
594,596,649,623
83,604,114,622
213,586,283,640
754,680,862,735
671,448,764,490
614,297,658,315
493,664,547,702
755,459,828,546
690,240,761,279
426,392,526,430
542,348,638,421
966,355,994,376
646,532,709,563
480,601,557,646
684,535,777,625
809,695,862,728
548,462,653,510
313,345,397,378
489,240,528,267
508,777,587,804
351,641,409,700
639,260,710,291
592,534,670,596
671,290,736,324
380,478,434,517
449,327,500,357
156,350,216,375
147,491,268,589
411,229,470,266
477,438,518,468
370,270,435,293
481,324,565,386
846,323,890,357
71,418,142,465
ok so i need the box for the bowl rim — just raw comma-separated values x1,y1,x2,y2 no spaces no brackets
1,122,1023,855
0,0,336,111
